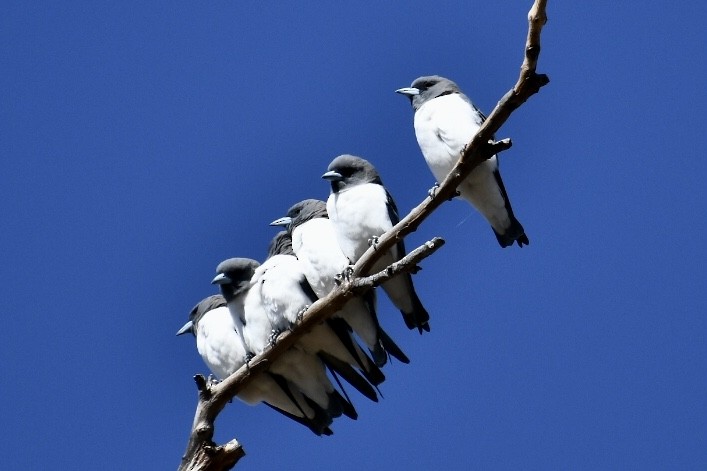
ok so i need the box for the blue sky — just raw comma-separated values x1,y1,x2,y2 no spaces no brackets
2,1,705,469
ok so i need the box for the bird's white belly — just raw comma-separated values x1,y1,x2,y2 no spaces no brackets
328,184,391,262
413,94,481,182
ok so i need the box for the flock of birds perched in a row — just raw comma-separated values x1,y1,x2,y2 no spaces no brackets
177,75,530,435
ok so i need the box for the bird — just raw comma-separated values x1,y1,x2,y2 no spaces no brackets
261,231,385,397
396,75,529,248
322,154,431,333
213,256,360,422
176,294,334,436
271,199,409,366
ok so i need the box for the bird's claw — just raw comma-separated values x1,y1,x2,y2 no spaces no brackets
296,306,309,323
243,352,255,372
338,265,355,282
428,182,440,198
206,374,220,387
368,235,380,250
429,182,459,200
268,329,283,347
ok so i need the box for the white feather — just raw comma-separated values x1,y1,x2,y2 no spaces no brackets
292,217,380,350
326,182,394,263
414,93,512,232
241,254,352,411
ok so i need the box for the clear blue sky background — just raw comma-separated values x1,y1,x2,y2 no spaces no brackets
2,1,705,470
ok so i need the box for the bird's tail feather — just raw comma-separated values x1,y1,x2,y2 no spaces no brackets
490,166,529,248
320,352,379,403
379,328,410,364
404,287,431,334
263,402,333,436
266,373,334,436
331,389,357,420
381,274,431,333
327,317,386,385
493,216,529,248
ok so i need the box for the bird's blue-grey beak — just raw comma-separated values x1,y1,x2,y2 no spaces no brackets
176,320,193,336
395,87,420,96
270,216,292,227
322,170,343,181
212,273,232,285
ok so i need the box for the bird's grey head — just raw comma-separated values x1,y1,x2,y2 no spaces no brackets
321,154,383,193
267,230,295,258
212,258,260,302
270,199,328,232
395,75,462,111
176,294,227,336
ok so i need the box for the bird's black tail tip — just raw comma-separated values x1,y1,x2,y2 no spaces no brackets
378,329,411,364
515,233,530,247
409,320,431,334
418,322,431,334
403,314,431,334
494,219,529,248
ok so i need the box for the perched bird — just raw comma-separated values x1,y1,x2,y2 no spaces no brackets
176,294,334,436
261,231,385,398
271,199,409,366
213,257,359,421
396,75,529,248
322,155,431,333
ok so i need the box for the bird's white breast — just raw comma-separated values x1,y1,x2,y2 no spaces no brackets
243,255,311,354
327,183,392,262
413,93,484,182
292,218,348,297
196,306,246,379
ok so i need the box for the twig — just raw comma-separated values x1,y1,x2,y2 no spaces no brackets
352,237,445,291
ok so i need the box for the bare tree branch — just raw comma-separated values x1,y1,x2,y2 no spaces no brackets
352,237,445,291
178,1,549,469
